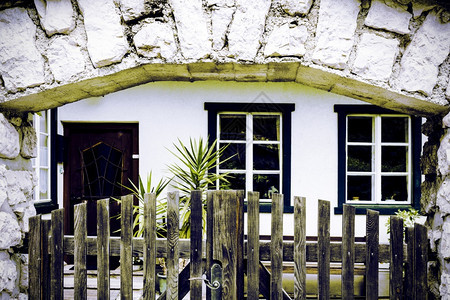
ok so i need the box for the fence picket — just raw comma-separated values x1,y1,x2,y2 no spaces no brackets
206,191,214,300
143,193,156,300
405,227,415,299
236,190,245,299
366,209,379,300
166,192,180,300
247,191,260,300
318,200,330,300
271,193,284,299
190,190,203,299
414,224,428,299
74,203,87,300
50,209,64,300
42,219,51,300
294,196,306,300
29,215,41,300
342,205,355,300
389,216,403,300
120,195,133,299
97,199,110,300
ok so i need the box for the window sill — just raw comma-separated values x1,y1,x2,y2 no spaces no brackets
334,204,417,215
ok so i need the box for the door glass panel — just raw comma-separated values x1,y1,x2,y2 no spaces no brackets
382,117,408,143
382,146,407,172
348,116,372,142
347,146,372,172
253,174,280,199
347,175,372,201
381,176,407,201
253,115,280,141
220,114,246,140
220,143,245,170
253,144,280,170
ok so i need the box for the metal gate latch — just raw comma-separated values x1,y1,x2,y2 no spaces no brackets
188,276,221,290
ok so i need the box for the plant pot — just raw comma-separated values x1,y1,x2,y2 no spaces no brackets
157,272,167,294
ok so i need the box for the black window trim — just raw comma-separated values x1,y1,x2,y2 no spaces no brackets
35,108,59,214
205,102,295,213
334,104,422,215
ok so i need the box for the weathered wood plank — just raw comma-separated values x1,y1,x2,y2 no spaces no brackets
50,209,64,300
97,199,110,300
405,227,414,300
42,219,51,300
365,209,379,300
74,203,87,300
247,191,260,300
318,200,330,300
206,191,214,300
213,190,237,300
271,193,284,300
236,190,245,299
389,216,403,300
29,215,41,300
166,192,179,300
121,194,134,300
414,224,428,300
294,196,306,300
190,190,203,300
143,193,156,300
342,204,355,300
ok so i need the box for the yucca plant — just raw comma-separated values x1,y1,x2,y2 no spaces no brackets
168,137,231,239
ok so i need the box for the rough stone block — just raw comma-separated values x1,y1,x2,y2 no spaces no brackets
77,0,128,68
20,126,37,159
264,23,308,57
0,114,20,160
34,0,75,36
312,0,360,69
421,141,438,175
46,37,85,83
0,252,18,294
280,0,313,16
227,0,271,61
0,7,45,92
397,12,450,96
211,6,235,51
169,0,211,60
444,111,450,128
0,213,21,249
438,131,450,176
352,33,399,81
365,0,411,34
118,0,146,21
437,177,450,215
133,21,177,59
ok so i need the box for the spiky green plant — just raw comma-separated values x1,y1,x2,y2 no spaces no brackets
168,137,231,238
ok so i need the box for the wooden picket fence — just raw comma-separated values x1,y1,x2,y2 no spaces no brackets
27,190,429,299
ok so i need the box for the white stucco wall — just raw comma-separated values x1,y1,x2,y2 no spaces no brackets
58,81,413,242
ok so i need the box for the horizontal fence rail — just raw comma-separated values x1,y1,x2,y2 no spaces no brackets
27,190,430,299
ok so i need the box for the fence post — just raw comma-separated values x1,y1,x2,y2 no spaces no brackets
29,215,42,300
247,191,260,300
143,193,156,300
294,196,306,300
206,191,214,300
318,200,330,300
271,193,284,300
366,209,379,300
414,223,428,299
236,190,245,299
166,191,180,300
74,202,87,300
121,194,134,300
50,209,64,300
190,190,203,300
342,204,355,300
97,199,110,300
389,216,403,300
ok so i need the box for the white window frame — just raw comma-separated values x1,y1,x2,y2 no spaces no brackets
216,112,283,201
345,114,412,205
32,110,52,203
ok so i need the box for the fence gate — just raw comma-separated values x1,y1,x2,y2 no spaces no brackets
27,190,430,299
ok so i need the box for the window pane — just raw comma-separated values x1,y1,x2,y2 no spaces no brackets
220,143,245,170
40,146,48,167
220,173,245,191
253,144,280,170
382,117,408,143
220,114,246,140
348,116,372,142
253,174,280,199
253,115,280,141
39,111,48,133
39,169,48,193
347,175,372,201
382,146,407,172
347,146,372,172
381,176,407,201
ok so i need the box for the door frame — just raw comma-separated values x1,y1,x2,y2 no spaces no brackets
62,122,139,235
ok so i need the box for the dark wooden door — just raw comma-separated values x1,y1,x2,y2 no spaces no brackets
63,123,138,237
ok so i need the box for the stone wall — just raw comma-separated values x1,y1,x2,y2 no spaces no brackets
0,113,36,299
0,0,448,114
